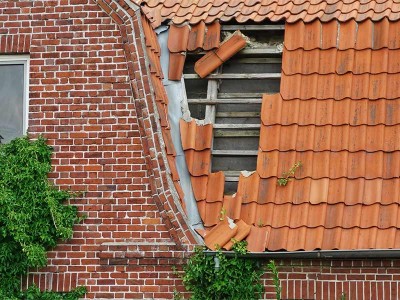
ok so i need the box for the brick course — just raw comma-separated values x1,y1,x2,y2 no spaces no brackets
1,0,194,298
2,0,400,299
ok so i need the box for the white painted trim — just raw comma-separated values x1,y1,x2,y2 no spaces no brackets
0,54,30,135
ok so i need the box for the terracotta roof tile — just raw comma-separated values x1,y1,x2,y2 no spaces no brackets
204,218,238,250
191,175,208,201
187,21,206,51
168,52,186,80
166,22,220,80
140,0,400,27
180,119,213,150
223,219,251,250
246,226,268,252
206,171,225,202
203,201,223,227
141,4,400,252
194,30,247,78
184,149,211,176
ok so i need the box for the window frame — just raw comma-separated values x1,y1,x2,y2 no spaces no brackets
0,54,30,138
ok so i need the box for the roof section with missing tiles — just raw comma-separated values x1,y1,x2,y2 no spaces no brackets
139,1,400,252
139,0,400,28
180,17,400,252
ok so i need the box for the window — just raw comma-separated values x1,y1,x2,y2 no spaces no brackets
0,55,29,144
183,24,284,193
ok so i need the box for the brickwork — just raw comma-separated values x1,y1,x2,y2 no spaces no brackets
264,259,400,300
2,1,400,299
0,0,194,298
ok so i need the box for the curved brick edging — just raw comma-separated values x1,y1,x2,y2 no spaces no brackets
94,0,197,248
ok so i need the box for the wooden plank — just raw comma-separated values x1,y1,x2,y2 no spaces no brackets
233,57,282,64
212,150,258,156
224,171,241,182
221,25,285,31
216,111,260,118
188,98,262,104
214,129,260,137
184,73,281,79
226,176,240,182
213,124,261,129
218,92,264,98
239,48,283,55
186,48,283,56
205,79,218,124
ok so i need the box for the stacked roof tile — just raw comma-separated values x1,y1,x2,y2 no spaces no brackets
139,0,400,28
167,22,220,80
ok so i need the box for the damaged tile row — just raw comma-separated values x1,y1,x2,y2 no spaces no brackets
139,0,400,28
167,22,220,80
202,201,400,229
141,16,186,206
198,217,400,251
168,24,247,80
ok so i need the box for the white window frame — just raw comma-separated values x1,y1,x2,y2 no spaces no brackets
0,55,30,136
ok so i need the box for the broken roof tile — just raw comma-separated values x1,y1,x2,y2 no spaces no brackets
223,219,251,250
204,219,238,250
180,119,213,150
194,30,247,78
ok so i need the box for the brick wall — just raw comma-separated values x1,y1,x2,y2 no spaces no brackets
0,0,194,298
2,1,400,300
263,258,400,300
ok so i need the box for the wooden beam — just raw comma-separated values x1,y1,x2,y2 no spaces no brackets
214,130,260,137
188,98,262,104
184,73,281,79
212,150,258,156
216,111,261,118
218,92,264,98
213,124,261,129
221,25,285,31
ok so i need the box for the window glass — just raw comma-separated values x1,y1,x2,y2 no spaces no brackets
0,63,25,143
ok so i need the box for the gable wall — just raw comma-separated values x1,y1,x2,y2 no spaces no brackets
0,0,190,298
2,1,400,299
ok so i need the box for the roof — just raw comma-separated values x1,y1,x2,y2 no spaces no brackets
139,0,400,28
139,1,400,252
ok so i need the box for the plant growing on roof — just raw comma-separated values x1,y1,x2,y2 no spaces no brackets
181,241,264,300
277,161,302,186
0,136,85,299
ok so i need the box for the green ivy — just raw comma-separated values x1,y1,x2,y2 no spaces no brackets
0,136,85,299
182,241,264,300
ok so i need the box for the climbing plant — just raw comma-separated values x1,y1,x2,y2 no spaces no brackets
0,136,85,299
182,241,264,300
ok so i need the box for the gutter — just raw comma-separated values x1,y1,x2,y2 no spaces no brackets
205,249,400,259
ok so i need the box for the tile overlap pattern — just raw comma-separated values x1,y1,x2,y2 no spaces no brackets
180,18,400,251
139,0,400,28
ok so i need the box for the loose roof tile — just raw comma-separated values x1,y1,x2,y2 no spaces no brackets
167,22,220,80
204,218,238,250
194,30,247,78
